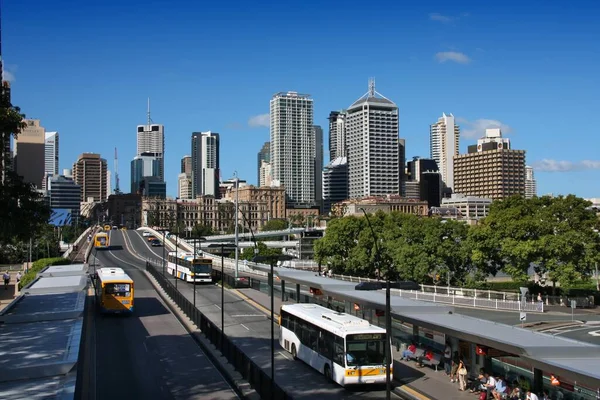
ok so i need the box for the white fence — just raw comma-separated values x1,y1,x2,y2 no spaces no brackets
140,227,544,313
62,226,93,259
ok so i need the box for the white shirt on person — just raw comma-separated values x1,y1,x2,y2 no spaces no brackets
527,393,539,400
486,376,497,387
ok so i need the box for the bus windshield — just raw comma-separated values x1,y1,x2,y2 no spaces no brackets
97,237,107,245
105,283,131,297
345,333,386,366
193,264,211,274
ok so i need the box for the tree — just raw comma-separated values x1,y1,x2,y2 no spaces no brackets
0,89,27,185
0,171,52,243
239,241,282,261
191,223,213,237
261,218,287,232
314,215,366,274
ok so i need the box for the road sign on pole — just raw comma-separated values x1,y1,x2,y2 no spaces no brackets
520,312,527,328
571,300,577,322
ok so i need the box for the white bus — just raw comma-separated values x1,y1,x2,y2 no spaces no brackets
279,303,391,386
166,251,213,283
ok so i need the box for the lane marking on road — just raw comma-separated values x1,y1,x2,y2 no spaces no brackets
589,330,600,337
240,324,250,331
214,304,221,310
231,314,264,317
278,351,291,360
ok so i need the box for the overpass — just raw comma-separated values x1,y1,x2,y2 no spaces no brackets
197,227,321,242
189,240,299,249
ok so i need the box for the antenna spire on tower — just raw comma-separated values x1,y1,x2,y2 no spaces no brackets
368,77,376,97
147,97,152,126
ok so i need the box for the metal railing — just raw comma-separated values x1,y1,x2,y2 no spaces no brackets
145,261,291,400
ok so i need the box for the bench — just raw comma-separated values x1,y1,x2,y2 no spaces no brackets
407,348,424,361
420,352,443,371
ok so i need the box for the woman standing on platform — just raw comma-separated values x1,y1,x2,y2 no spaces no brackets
457,360,468,391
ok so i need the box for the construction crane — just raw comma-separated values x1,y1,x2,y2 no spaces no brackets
114,147,121,194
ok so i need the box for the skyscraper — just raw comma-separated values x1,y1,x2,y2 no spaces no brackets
131,153,161,194
430,113,460,191
136,100,164,181
14,119,46,189
347,80,400,198
178,155,193,199
322,157,348,215
270,91,315,207
313,125,323,211
257,142,270,185
44,131,59,176
328,111,347,160
191,131,220,198
525,165,537,199
181,155,192,174
72,153,108,202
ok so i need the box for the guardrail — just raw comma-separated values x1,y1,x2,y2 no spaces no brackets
63,227,93,259
145,260,291,400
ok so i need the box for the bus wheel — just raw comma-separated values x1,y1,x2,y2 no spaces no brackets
291,344,297,360
324,364,332,381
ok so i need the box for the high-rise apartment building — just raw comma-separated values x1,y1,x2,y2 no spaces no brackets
270,91,315,207
178,155,193,199
347,80,400,199
453,129,525,200
328,110,347,160
136,102,164,181
257,142,270,185
525,165,537,199
430,113,460,191
259,160,272,187
191,131,220,198
322,157,348,215
181,155,192,174
72,153,108,202
14,119,46,189
313,125,323,211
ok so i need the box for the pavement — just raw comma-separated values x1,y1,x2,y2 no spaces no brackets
90,232,240,400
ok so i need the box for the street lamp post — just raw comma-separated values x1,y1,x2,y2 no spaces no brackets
174,197,180,290
207,242,237,352
360,208,392,400
190,235,206,311
253,254,293,395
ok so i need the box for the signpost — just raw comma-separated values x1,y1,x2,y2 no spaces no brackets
520,287,528,328
571,300,577,322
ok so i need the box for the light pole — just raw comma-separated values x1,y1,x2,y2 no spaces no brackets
157,228,168,277
190,235,206,312
359,208,392,400
233,172,240,280
175,197,180,290
207,242,237,352
252,253,293,396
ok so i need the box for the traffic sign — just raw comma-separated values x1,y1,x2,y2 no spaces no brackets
520,312,527,322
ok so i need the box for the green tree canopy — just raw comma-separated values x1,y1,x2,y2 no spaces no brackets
261,218,288,232
239,241,282,261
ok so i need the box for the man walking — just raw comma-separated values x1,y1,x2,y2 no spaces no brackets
3,271,10,290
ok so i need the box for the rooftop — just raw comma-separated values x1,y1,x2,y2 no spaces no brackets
348,79,397,109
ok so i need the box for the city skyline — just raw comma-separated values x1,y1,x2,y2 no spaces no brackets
3,0,600,198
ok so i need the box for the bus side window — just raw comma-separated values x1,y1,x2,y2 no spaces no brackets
334,336,345,366
320,331,334,359
282,311,289,329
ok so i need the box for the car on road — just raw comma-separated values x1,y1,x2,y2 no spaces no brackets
142,231,150,237
150,239,161,247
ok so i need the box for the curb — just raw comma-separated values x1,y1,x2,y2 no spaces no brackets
143,269,260,400
392,384,432,400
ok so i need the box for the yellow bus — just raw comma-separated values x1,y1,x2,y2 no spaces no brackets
94,267,134,314
103,224,111,231
94,232,110,249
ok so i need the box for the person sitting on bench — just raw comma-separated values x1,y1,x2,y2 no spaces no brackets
401,342,417,360
417,348,434,367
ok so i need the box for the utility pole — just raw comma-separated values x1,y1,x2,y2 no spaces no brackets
233,172,239,280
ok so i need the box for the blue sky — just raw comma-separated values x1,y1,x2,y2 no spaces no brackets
4,0,600,198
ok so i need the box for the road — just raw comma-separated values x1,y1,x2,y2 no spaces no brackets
122,230,400,399
91,231,239,400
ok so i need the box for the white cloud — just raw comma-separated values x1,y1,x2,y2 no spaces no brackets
435,51,471,64
2,69,15,82
429,13,453,23
248,113,269,128
457,118,513,139
533,159,600,172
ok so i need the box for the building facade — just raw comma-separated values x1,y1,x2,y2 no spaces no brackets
328,110,347,160
257,142,270,186
270,91,315,207
48,174,81,223
259,160,272,187
136,123,164,181
191,131,220,199
525,165,537,199
430,113,460,191
131,153,161,194
72,153,108,202
14,119,46,189
181,155,192,175
454,129,526,200
346,80,400,198
313,125,323,211
44,131,59,177
334,195,429,217
322,157,348,215
224,185,286,231
440,193,492,221
107,193,142,229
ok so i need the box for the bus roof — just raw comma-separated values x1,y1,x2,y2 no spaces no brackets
95,232,109,237
96,267,133,283
282,303,385,336
168,251,210,262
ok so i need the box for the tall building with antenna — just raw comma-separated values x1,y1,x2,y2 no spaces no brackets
347,79,400,198
136,99,164,180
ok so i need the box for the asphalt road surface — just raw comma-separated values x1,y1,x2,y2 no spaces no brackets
91,231,239,400
121,230,401,400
